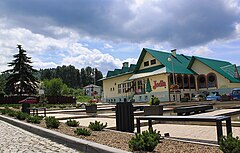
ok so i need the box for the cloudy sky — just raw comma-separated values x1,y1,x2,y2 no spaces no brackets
0,0,240,75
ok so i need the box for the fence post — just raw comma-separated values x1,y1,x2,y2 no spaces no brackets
116,102,134,132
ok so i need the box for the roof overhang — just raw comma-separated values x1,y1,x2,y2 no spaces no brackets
128,67,167,80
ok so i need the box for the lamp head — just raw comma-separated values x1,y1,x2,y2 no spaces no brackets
168,57,172,62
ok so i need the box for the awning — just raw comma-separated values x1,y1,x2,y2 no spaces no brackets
128,67,167,80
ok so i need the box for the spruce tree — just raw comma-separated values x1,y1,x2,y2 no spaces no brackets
4,45,39,95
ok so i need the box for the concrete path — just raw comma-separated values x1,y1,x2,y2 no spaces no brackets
0,120,78,153
193,109,240,116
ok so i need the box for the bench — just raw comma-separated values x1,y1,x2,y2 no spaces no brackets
27,107,47,117
136,115,232,144
174,105,213,116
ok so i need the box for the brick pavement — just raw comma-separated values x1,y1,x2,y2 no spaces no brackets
0,120,78,153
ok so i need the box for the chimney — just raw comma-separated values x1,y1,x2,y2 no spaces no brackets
171,49,177,57
122,62,129,68
234,64,240,79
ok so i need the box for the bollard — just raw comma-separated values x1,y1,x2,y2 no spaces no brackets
115,102,134,132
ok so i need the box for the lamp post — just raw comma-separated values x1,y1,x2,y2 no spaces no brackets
168,56,177,102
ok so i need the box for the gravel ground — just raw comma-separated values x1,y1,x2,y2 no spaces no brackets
38,121,222,153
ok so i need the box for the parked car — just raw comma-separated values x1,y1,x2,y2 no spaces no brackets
192,94,206,101
19,97,38,104
232,88,240,100
206,92,221,101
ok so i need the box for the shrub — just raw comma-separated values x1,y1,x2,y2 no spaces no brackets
150,96,160,106
16,112,29,120
7,109,18,117
88,121,107,131
74,128,91,136
128,128,162,152
26,115,43,124
65,119,79,127
0,108,10,114
220,134,240,153
45,116,60,128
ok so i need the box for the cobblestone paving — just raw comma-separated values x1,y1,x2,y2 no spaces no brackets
0,120,78,153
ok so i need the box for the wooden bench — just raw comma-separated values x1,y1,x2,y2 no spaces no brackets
27,107,46,117
174,105,213,115
136,115,232,144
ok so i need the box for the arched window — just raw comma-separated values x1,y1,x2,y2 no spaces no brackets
177,74,183,89
198,75,206,89
183,75,189,89
207,73,217,88
190,75,196,89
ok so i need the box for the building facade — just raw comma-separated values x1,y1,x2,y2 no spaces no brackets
102,48,240,102
83,84,101,97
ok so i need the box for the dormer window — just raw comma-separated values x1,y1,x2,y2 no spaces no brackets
144,61,149,67
151,59,156,65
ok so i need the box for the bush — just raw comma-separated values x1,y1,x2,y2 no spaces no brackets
7,109,18,117
74,128,91,136
150,96,160,106
220,134,240,153
27,115,43,124
65,119,79,127
88,121,107,131
0,108,10,114
45,116,60,128
16,112,29,120
129,128,162,152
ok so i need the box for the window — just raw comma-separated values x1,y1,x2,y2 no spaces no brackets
198,75,206,88
144,61,149,67
127,82,131,92
122,83,126,93
177,74,183,89
190,75,196,89
118,84,121,94
112,87,114,91
207,73,217,88
183,75,189,89
151,59,156,65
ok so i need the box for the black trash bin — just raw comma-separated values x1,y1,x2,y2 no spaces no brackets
116,102,134,132
22,103,30,114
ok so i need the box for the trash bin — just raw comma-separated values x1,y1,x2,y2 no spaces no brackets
22,103,30,114
116,102,134,132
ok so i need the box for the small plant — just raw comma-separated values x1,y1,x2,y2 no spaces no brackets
7,109,18,117
16,112,29,120
74,128,91,136
88,121,107,131
219,134,240,153
128,128,162,152
65,119,79,127
45,116,60,128
26,115,43,124
0,108,10,114
149,96,160,106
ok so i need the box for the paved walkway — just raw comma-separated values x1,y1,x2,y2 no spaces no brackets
0,120,78,153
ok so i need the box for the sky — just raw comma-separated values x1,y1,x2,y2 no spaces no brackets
0,0,240,75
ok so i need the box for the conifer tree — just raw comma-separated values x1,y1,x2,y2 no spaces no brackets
4,45,39,95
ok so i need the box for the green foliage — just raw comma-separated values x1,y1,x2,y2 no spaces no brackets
74,128,91,136
150,96,160,106
45,116,60,128
26,115,43,124
76,96,92,102
88,121,107,131
65,119,79,127
128,128,162,152
16,111,29,120
220,134,240,153
7,109,18,117
0,107,11,114
4,45,38,95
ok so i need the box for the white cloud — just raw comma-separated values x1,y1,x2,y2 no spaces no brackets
104,43,113,49
179,46,214,57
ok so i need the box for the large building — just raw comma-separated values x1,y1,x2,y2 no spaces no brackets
102,48,240,102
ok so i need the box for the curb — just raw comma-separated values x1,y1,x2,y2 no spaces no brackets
0,115,131,153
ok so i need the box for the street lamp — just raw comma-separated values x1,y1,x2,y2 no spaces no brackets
168,55,177,102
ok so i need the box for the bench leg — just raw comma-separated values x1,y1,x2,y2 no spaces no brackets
137,119,140,133
216,120,223,144
148,119,152,131
226,118,232,136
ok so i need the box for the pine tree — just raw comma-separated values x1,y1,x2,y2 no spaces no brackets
4,45,39,95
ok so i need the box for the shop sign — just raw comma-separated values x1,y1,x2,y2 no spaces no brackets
153,80,166,89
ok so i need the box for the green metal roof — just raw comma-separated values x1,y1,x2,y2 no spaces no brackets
135,48,196,75
188,56,240,83
106,64,136,78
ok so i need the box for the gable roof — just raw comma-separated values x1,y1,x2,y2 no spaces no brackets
188,56,240,83
134,48,196,75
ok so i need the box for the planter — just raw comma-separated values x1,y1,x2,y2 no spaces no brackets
86,105,97,113
144,105,163,116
